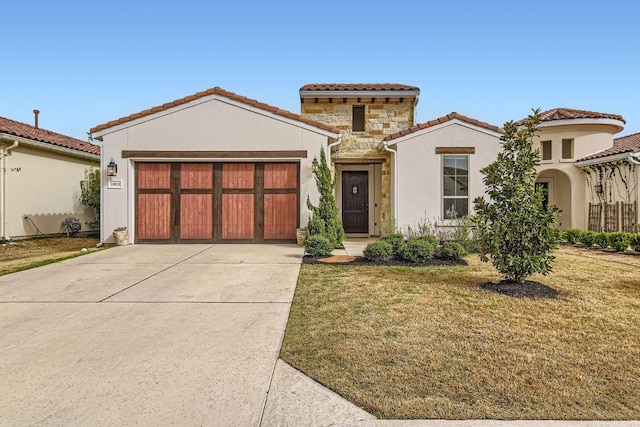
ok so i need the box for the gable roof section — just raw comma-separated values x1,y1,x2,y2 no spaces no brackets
384,112,503,143
90,86,341,135
520,108,626,124
577,132,640,162
0,116,100,155
300,83,419,92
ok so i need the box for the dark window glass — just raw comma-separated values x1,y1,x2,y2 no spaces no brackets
352,105,365,132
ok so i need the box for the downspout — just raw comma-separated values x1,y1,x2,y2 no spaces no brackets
326,134,343,168
1,140,19,243
629,153,640,229
382,139,398,225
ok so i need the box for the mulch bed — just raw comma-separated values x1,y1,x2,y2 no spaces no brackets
303,255,467,267
481,280,559,299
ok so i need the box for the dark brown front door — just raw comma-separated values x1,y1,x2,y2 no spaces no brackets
342,171,369,233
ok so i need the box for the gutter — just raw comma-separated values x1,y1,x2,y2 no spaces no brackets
1,140,19,242
629,152,640,165
0,133,99,161
326,134,343,166
575,152,634,167
381,139,399,224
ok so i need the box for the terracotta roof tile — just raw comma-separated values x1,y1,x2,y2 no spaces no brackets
577,132,640,162
384,112,503,142
300,83,420,92
0,116,100,155
519,108,626,124
91,87,341,135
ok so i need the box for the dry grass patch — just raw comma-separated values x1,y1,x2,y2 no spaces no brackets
0,237,101,275
281,248,640,420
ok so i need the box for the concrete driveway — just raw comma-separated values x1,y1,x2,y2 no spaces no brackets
0,244,303,426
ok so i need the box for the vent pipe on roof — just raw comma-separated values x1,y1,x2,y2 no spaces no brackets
33,110,40,128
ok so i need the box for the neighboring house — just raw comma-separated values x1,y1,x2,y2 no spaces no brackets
90,87,340,244
382,113,503,232
300,84,420,235
0,113,100,241
575,131,640,232
530,108,627,230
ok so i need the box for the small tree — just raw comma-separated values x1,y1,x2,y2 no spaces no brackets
80,168,100,230
306,149,344,248
473,109,560,283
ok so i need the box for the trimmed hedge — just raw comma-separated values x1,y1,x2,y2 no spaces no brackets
594,233,610,249
379,233,406,258
415,235,439,246
305,235,333,257
607,232,630,251
401,238,436,264
564,228,583,244
630,234,640,252
363,241,394,262
439,241,468,260
579,230,598,246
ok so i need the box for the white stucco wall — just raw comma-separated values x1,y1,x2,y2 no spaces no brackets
3,144,99,238
393,120,502,232
95,94,334,243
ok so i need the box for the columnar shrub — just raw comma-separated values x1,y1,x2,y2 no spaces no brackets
379,233,406,258
401,239,436,264
564,229,583,244
439,241,468,260
363,241,393,262
304,235,333,257
594,233,610,249
608,232,630,251
580,230,597,246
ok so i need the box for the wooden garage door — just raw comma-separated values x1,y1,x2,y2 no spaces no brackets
135,163,298,243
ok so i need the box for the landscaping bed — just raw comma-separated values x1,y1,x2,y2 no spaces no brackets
281,247,640,420
302,255,467,267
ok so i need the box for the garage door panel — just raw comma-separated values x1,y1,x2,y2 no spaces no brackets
137,194,171,240
222,194,254,240
264,164,297,189
264,193,297,240
180,194,213,240
223,164,254,189
181,164,213,189
138,163,171,189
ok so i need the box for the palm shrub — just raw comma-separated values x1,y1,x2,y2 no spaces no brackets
472,109,561,283
379,233,406,258
306,150,345,248
304,235,333,257
439,241,468,260
580,230,597,246
564,228,583,244
401,238,436,264
607,232,630,251
363,241,393,262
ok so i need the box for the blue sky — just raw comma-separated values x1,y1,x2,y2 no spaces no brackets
2,0,639,141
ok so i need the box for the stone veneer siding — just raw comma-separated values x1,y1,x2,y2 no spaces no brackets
301,98,415,232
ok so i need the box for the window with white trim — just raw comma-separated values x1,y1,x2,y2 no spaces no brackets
443,155,469,219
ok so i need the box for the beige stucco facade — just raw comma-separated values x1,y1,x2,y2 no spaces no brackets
93,93,338,243
533,119,625,229
390,119,502,232
300,92,418,234
0,140,99,239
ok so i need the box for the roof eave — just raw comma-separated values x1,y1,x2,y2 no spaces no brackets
575,151,634,167
0,133,100,161
538,117,625,133
300,90,420,98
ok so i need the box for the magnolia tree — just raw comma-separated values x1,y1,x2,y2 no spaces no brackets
473,109,560,283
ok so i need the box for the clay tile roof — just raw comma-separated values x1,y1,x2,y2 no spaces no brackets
384,112,503,142
90,87,341,135
300,83,420,92
577,132,640,162
522,108,626,124
0,116,100,155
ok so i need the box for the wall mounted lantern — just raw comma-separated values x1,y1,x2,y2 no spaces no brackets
594,182,604,195
107,158,118,177
312,156,319,173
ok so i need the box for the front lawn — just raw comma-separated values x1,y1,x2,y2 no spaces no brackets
280,247,640,420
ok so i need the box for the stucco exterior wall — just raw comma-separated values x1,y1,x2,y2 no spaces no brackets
96,95,331,243
3,144,99,238
534,124,619,229
393,121,502,232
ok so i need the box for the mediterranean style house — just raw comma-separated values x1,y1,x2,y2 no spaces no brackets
91,84,636,244
0,113,100,241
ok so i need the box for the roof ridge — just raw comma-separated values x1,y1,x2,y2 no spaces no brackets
384,111,503,142
91,86,341,135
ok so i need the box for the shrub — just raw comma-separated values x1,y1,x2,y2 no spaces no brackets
579,230,597,246
439,241,468,260
380,233,406,258
304,235,333,257
594,233,610,249
608,232,630,251
564,228,583,244
415,235,438,246
401,239,436,264
306,150,344,248
80,168,100,230
363,241,393,262
629,234,640,252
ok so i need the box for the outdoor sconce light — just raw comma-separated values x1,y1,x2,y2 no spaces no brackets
352,185,358,195
107,158,118,177
594,182,604,195
312,156,319,172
